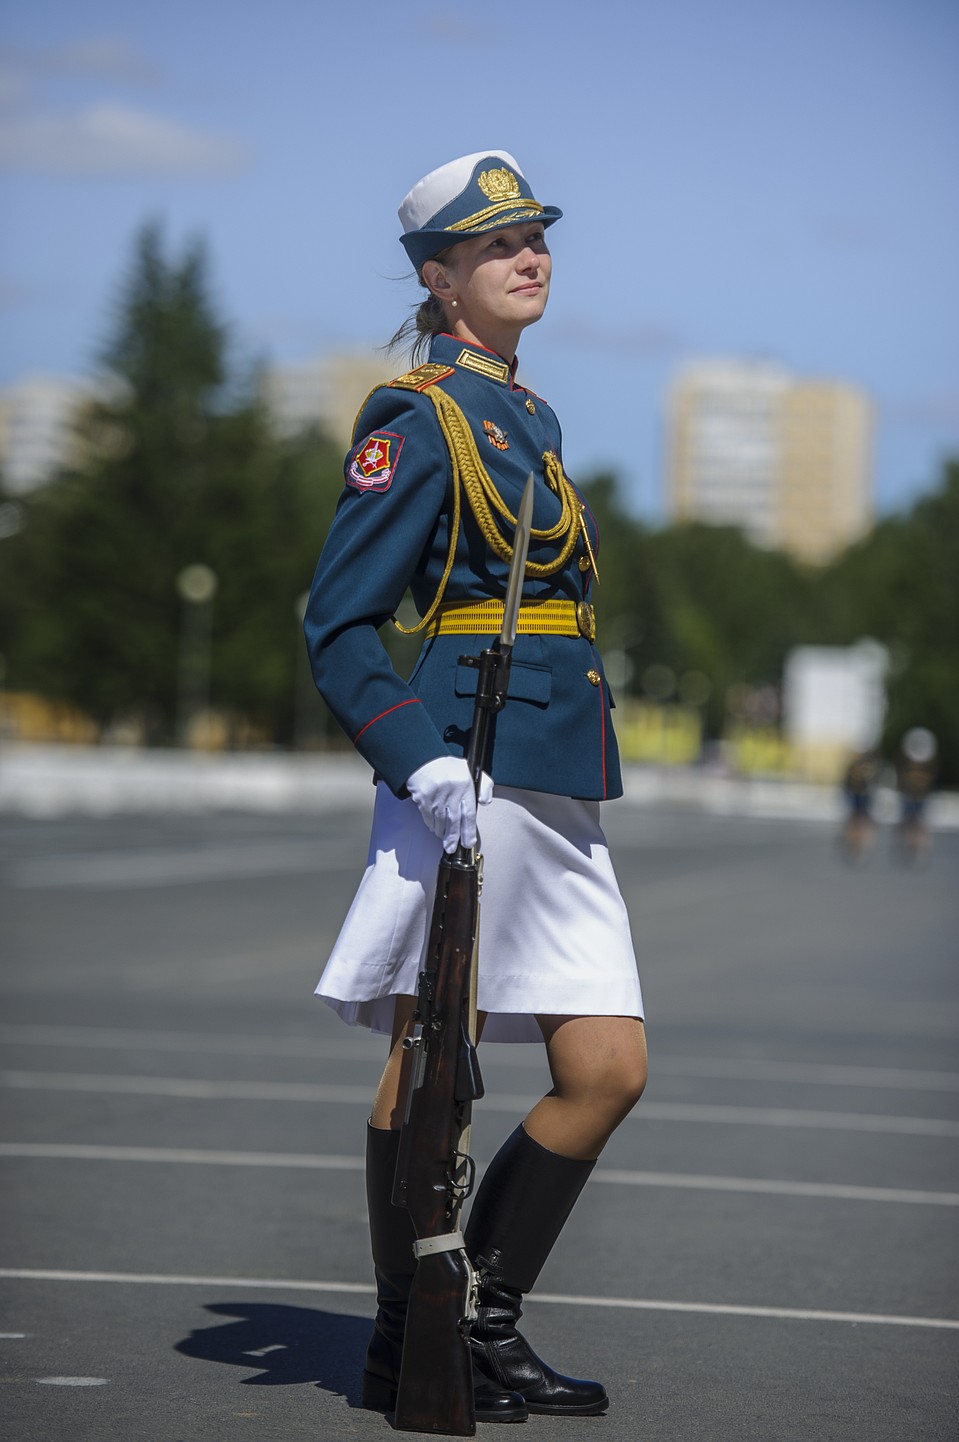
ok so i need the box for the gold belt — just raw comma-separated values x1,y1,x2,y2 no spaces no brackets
426,598,596,642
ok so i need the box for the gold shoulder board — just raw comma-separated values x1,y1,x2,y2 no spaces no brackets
390,363,455,392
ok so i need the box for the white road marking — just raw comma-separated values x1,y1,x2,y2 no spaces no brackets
0,1143,363,1171
2,1024,957,1093
0,1332,27,1338
0,1023,383,1063
635,1102,959,1136
651,1056,959,1094
591,1169,959,1206
35,1376,109,1386
1,1269,955,1332
9,839,359,889
0,1268,375,1295
1,1142,957,1207
530,1294,959,1330
0,1071,374,1105
2,1070,957,1137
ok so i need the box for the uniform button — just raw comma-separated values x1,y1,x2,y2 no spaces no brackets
586,669,601,687
525,397,535,414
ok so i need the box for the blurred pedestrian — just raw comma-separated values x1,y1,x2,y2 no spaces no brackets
894,727,937,865
839,749,879,862
303,150,646,1423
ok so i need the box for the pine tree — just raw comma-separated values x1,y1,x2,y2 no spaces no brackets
3,222,343,744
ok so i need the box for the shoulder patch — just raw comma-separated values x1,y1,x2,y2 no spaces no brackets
390,362,455,392
347,431,405,493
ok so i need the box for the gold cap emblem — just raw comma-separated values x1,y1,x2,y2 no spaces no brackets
478,168,521,203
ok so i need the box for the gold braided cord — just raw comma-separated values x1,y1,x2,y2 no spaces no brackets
427,386,581,572
390,439,462,635
350,385,385,445
445,199,545,233
388,383,583,635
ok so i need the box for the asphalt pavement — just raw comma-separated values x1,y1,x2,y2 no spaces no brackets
1,788,957,1441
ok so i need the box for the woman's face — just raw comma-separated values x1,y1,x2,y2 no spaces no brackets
430,221,552,357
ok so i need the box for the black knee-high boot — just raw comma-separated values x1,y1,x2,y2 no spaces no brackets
464,1125,609,1416
361,1123,527,1423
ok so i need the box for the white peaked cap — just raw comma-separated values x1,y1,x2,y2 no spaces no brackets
398,150,524,233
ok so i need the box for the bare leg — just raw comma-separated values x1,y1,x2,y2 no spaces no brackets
370,996,491,1130
369,996,417,1131
523,1015,647,1160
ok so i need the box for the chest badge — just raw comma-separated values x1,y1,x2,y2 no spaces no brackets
483,419,509,451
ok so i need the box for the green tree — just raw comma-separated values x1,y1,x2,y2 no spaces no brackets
577,491,813,738
648,523,813,733
2,222,343,743
819,459,959,782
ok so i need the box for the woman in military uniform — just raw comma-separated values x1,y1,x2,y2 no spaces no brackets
304,151,647,1423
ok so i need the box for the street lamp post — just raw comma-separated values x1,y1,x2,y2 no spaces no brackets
176,564,218,747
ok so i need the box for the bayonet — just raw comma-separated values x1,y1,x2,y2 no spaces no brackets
500,472,535,651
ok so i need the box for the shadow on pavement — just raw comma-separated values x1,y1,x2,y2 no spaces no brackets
175,1300,370,1405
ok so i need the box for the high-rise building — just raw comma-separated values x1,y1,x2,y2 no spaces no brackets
778,381,872,564
666,360,871,562
668,361,790,549
0,354,394,494
260,352,390,449
0,374,95,494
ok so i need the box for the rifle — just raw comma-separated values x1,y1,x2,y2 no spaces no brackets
391,475,535,1436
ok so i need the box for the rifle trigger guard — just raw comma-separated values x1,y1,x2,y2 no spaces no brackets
449,1150,476,1201
413,1230,466,1258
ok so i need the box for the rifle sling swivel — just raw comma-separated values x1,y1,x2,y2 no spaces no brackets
413,1230,467,1259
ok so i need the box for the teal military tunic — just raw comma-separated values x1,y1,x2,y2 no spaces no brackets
303,332,622,801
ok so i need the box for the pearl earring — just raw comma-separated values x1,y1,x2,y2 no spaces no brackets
451,299,458,309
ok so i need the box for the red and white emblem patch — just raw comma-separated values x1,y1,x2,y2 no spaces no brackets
347,431,404,492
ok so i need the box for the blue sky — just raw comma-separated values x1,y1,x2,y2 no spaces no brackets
2,0,957,521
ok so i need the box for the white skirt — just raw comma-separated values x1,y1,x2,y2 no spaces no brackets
315,783,643,1043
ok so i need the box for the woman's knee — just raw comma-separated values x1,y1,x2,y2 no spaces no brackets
540,1014,648,1114
589,1050,647,1117
613,1053,648,1111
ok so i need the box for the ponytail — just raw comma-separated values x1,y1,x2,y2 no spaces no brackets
386,253,457,363
386,293,448,365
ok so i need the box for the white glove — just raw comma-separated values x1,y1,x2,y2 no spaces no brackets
406,756,493,853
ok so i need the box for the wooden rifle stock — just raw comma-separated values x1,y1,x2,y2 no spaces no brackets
392,853,482,1435
392,643,510,1436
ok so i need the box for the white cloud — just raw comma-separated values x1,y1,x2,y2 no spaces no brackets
44,36,158,84
0,102,250,177
0,35,157,87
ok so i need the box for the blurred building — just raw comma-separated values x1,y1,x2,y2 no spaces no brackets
778,381,872,563
666,360,872,562
783,640,888,782
260,351,390,449
0,374,95,494
668,360,790,549
0,352,390,494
